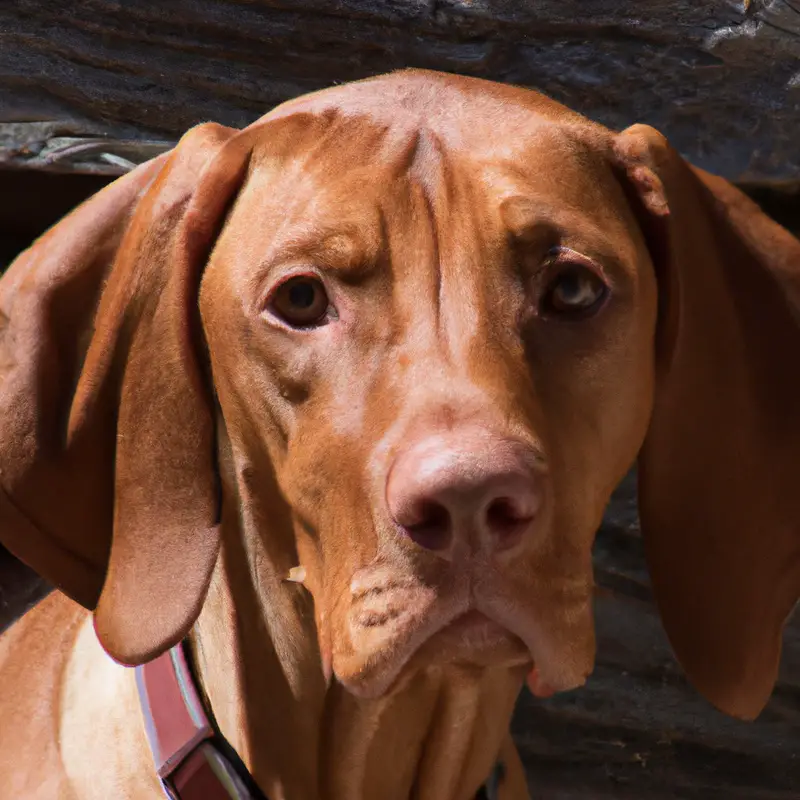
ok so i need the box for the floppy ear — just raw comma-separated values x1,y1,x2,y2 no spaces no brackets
613,124,800,720
0,123,253,664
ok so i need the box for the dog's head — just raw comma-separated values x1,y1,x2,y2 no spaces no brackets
1,70,798,720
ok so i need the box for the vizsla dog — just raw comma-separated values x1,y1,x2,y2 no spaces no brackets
1,69,798,799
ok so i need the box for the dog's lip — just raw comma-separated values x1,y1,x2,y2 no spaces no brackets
337,557,594,698
417,609,531,666
434,609,520,643
339,600,460,698
339,582,532,697
482,587,595,695
337,573,595,699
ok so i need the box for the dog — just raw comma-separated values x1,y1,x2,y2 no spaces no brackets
1,68,798,799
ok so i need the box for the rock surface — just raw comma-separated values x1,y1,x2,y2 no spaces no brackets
1,1,800,180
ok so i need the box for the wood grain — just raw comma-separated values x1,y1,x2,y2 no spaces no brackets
1,1,800,180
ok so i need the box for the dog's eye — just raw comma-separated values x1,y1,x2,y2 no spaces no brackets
541,265,607,317
269,276,330,328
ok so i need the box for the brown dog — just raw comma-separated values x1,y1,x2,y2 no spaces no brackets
0,69,798,799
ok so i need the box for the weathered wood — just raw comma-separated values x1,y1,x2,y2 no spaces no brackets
1,1,800,181
0,121,173,175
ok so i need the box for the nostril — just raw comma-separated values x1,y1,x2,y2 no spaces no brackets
485,496,534,548
386,431,545,557
401,500,452,552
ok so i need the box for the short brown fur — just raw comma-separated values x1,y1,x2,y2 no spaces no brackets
1,70,798,798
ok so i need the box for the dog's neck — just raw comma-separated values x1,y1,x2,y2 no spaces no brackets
188,466,525,799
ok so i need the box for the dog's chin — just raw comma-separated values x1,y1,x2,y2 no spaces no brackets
326,560,596,700
333,600,532,699
413,610,533,670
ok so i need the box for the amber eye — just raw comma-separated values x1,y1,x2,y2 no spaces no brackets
268,275,331,328
541,265,608,317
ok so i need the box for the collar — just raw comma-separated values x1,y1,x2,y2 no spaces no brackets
136,644,259,799
136,643,504,800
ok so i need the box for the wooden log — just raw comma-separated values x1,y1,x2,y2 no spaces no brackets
1,1,800,182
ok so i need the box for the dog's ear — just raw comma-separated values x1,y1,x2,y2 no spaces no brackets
613,124,800,720
0,123,253,665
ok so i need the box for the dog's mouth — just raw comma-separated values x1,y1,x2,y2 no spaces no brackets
415,609,531,666
332,568,532,698
326,557,596,699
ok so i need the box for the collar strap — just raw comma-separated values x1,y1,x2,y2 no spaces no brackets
136,643,504,800
136,644,256,799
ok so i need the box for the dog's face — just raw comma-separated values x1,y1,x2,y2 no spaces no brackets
200,74,658,698
1,68,794,720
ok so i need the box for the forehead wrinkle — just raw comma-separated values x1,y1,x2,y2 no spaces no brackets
372,179,436,358
438,164,496,363
242,158,387,280
405,127,447,192
262,121,401,276
486,132,636,245
262,218,382,276
381,128,425,181
404,130,450,350
389,132,504,370
389,135,493,374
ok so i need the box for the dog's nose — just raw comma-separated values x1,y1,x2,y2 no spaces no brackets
386,429,544,556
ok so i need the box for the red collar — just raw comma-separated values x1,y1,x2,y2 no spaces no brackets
136,644,258,799
137,643,504,800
